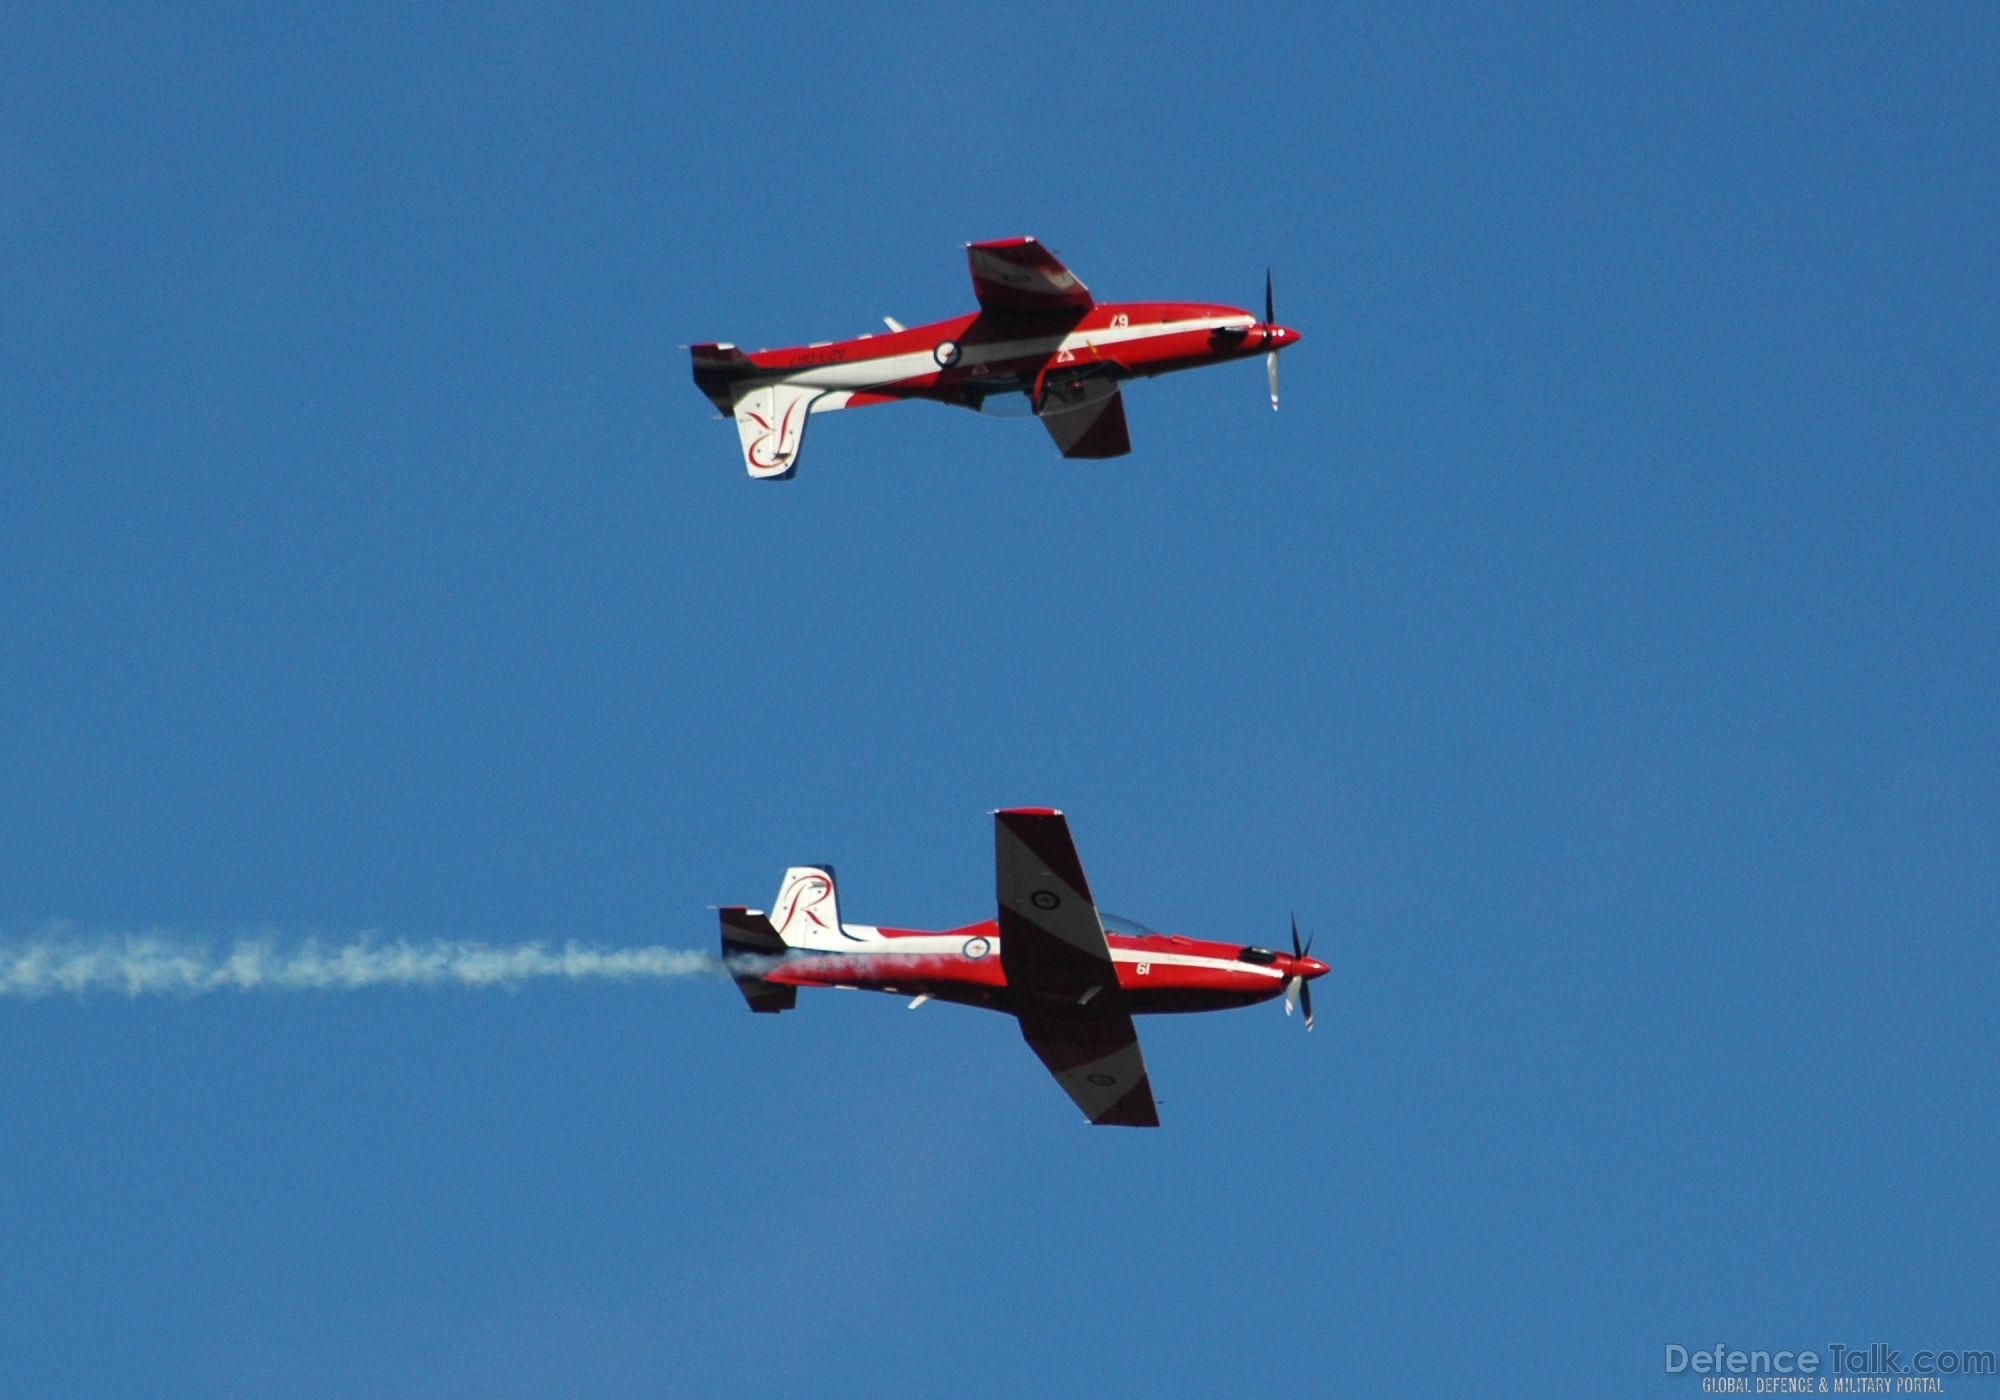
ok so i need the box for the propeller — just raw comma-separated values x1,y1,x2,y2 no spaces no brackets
1264,270,1280,411
1282,911,1316,1030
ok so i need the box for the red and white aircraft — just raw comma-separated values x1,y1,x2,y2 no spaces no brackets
718,808,1330,1127
690,237,1301,478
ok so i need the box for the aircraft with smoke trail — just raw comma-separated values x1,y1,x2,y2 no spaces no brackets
719,808,1330,1127
689,237,1301,477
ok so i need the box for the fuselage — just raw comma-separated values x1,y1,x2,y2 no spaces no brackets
758,920,1328,1017
694,301,1301,415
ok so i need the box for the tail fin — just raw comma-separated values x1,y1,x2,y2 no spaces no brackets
731,383,815,480
689,343,816,480
768,865,856,949
718,906,795,1013
717,864,865,1013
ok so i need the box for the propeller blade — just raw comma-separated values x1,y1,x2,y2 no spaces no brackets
1286,913,1316,1027
1262,271,1281,410
1291,911,1316,959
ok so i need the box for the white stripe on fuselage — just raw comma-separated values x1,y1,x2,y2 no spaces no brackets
755,316,1254,396
1112,948,1285,980
802,928,1285,981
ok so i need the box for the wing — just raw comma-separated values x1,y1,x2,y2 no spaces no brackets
995,808,1159,1127
1016,998,1159,1127
966,237,1093,317
1040,388,1131,459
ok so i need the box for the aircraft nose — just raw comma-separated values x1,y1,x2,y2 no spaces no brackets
1267,324,1301,348
1294,955,1330,979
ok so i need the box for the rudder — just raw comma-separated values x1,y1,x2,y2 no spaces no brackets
769,866,854,949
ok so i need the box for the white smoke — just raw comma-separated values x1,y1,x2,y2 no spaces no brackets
0,925,725,1000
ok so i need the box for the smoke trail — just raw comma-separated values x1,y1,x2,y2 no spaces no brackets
0,925,726,1000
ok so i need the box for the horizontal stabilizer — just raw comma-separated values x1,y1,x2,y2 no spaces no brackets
690,342,754,413
719,906,795,1013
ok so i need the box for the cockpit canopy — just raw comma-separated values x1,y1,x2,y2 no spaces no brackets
1236,946,1279,965
1099,912,1164,939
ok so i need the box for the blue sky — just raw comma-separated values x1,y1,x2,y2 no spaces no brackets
3,4,1995,1395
